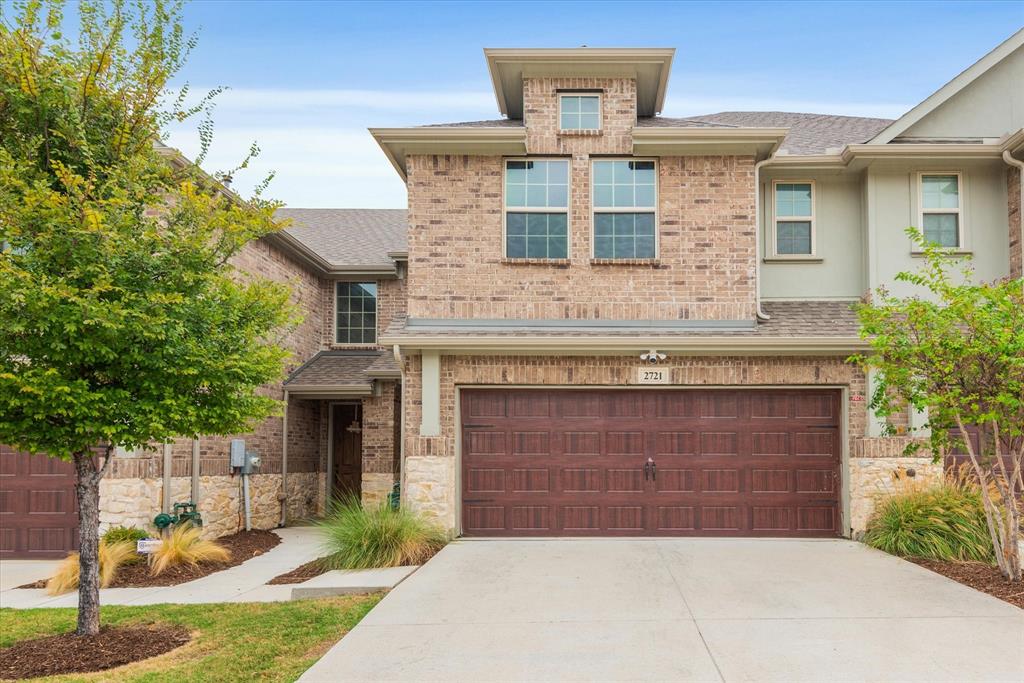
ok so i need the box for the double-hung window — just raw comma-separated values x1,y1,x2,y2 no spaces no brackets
919,173,961,248
592,160,657,259
504,159,570,259
335,282,377,344
559,94,601,131
772,181,815,256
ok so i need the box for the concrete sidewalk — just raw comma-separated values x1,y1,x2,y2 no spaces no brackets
300,538,1024,682
1,527,323,608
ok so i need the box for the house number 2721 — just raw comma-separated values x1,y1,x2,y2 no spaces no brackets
636,368,670,384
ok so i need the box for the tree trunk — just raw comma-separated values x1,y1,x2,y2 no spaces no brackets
72,450,101,636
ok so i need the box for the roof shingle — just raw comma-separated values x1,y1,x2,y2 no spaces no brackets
276,208,407,268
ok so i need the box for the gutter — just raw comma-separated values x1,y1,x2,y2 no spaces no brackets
381,335,867,354
393,344,405,507
1003,149,1024,284
279,389,288,527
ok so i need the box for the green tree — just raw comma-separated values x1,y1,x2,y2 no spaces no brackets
0,0,294,635
853,229,1024,580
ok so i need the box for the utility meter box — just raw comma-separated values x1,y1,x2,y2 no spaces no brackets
243,449,261,475
230,439,246,470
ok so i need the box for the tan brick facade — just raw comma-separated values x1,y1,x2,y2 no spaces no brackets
322,275,406,348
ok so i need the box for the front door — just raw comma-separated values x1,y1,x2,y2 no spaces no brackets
331,403,362,501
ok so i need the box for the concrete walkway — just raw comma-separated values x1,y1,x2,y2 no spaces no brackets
1,527,324,608
301,538,1024,682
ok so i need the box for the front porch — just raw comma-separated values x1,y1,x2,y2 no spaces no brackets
284,350,401,512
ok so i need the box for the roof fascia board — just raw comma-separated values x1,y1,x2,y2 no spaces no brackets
1001,128,1024,155
284,385,374,398
840,143,1003,164
265,231,399,278
380,334,868,354
369,127,528,180
631,127,786,158
868,28,1024,144
484,47,675,118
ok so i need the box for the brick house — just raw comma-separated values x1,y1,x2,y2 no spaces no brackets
2,31,1022,556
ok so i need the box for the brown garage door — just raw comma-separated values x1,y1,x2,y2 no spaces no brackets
0,446,79,558
460,389,841,537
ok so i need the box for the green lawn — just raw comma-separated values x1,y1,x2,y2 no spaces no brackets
0,595,382,682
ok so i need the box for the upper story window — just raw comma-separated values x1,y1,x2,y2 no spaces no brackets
559,94,601,131
335,282,377,344
504,159,570,259
919,173,961,248
592,160,657,259
772,181,815,256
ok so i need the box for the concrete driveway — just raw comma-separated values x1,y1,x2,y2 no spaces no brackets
300,539,1024,682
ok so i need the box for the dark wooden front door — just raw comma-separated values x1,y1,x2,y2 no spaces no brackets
0,445,79,558
331,404,362,501
460,389,842,537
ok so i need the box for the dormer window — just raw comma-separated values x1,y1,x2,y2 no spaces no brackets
559,94,601,131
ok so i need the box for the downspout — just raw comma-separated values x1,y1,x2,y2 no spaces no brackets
1002,150,1024,286
753,156,775,320
279,389,289,527
393,344,405,504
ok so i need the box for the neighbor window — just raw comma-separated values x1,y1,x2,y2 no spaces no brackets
504,159,570,259
920,173,961,248
560,94,601,131
592,160,657,259
773,181,815,255
335,282,377,344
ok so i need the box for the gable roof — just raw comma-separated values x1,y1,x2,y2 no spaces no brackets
869,27,1024,144
639,112,893,155
275,208,407,271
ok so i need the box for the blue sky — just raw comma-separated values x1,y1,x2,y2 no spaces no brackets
153,1,1024,208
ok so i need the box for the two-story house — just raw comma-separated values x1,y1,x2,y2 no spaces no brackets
375,31,1023,538
3,29,1021,557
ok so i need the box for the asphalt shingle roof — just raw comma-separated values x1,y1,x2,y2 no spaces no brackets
383,301,860,339
276,208,408,268
637,112,894,155
284,351,386,388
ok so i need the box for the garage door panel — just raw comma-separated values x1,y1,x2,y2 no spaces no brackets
460,389,840,538
1,447,78,557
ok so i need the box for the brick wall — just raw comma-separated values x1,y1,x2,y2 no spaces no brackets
523,77,636,155
361,382,400,475
322,276,407,348
406,153,757,321
401,355,868,462
1010,165,1021,279
405,73,757,322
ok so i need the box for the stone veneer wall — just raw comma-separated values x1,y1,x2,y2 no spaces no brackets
1010,165,1021,279
848,457,943,536
99,472,324,538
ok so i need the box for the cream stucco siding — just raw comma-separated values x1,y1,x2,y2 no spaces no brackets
760,171,866,300
867,160,1010,297
902,45,1024,140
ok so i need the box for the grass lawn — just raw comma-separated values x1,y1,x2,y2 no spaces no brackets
0,594,382,682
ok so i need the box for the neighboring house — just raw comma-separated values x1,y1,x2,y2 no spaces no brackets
2,29,1022,556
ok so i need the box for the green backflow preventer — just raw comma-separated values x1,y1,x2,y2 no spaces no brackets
153,502,203,531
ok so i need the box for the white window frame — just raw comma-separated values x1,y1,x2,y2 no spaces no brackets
502,157,572,260
558,92,602,132
770,179,817,259
916,171,965,251
334,281,378,346
590,158,659,260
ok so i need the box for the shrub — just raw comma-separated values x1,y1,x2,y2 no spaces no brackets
101,525,150,564
46,540,136,595
863,474,995,563
317,497,449,570
149,523,230,576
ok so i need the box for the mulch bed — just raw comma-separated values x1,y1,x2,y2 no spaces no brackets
0,624,191,680
909,558,1024,609
20,529,281,590
267,557,329,584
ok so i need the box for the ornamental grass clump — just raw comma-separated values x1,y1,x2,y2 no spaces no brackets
149,523,230,576
863,474,995,564
317,497,449,570
46,540,136,595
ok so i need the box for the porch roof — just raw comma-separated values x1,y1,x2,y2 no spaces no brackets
284,350,398,397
